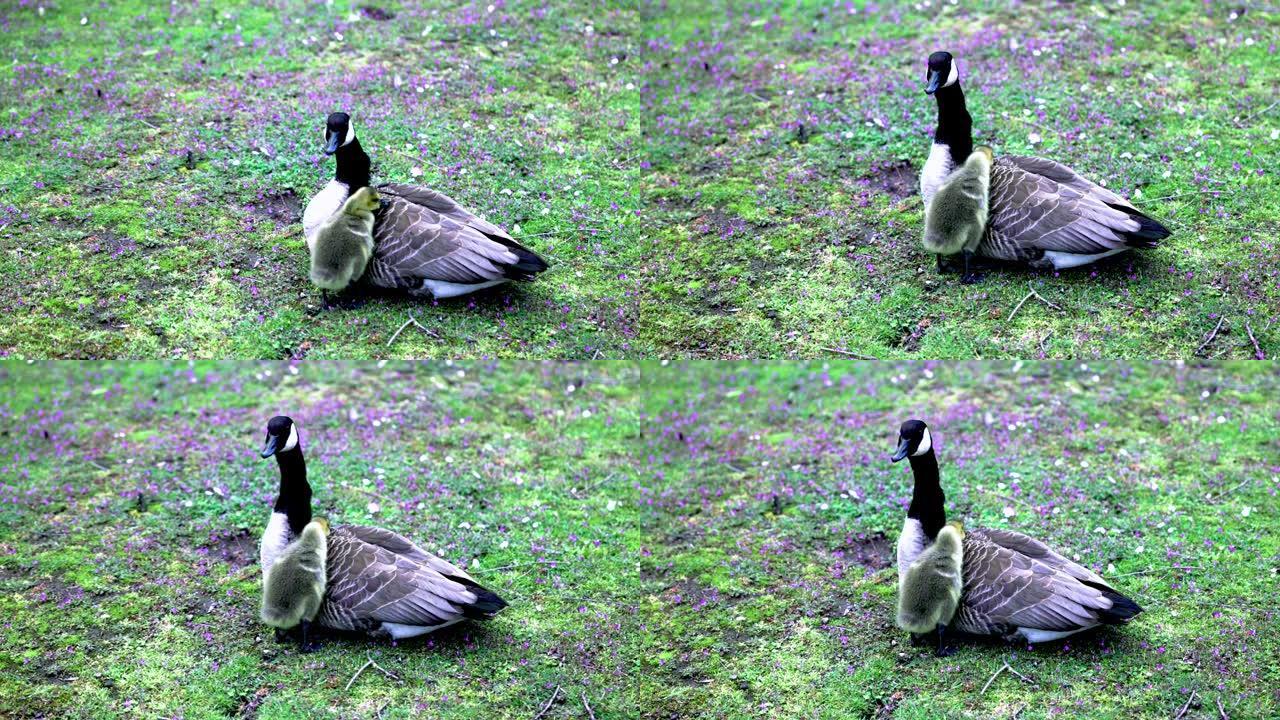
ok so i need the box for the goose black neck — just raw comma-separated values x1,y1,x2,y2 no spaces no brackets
334,138,372,190
932,83,973,168
907,449,946,540
273,447,312,536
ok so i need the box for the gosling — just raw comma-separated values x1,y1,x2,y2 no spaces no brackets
261,517,329,652
897,520,965,656
923,146,993,284
309,186,379,293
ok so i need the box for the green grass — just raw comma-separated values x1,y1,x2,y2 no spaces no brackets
636,1,1280,358
0,1,645,358
4,361,1276,718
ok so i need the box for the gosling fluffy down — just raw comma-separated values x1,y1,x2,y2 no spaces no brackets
923,146,993,257
897,521,965,635
309,186,379,291
261,517,329,631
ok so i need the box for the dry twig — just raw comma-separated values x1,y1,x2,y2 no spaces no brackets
344,658,374,692
1007,284,1063,322
583,694,597,720
1174,689,1198,720
1196,316,1226,355
387,313,441,348
1245,319,1265,359
980,663,1007,694
533,686,562,720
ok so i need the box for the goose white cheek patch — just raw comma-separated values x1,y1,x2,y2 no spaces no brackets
912,428,933,456
281,424,299,452
945,62,958,87
344,122,355,147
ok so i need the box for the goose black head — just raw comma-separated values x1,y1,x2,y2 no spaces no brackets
261,416,300,458
323,112,355,155
925,51,958,95
891,419,933,462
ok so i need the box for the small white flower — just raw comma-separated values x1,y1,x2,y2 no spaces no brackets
1028,132,1042,145
1241,506,1252,517
1002,506,1016,518
80,16,88,25
1271,129,1279,141
606,500,618,511
367,501,380,514
410,166,423,177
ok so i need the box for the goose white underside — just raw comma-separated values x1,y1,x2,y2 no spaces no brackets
1041,248,1128,270
1016,626,1095,643
303,180,351,247
379,618,463,639
418,278,509,299
920,143,956,205
260,512,293,572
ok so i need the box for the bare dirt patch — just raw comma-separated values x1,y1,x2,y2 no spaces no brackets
201,529,257,570
863,160,916,201
249,190,302,226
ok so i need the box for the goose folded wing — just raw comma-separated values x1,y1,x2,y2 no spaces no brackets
986,162,1146,254
378,183,515,242
973,527,1111,589
999,156,1135,210
340,524,476,582
370,196,523,286
325,531,481,626
962,533,1111,631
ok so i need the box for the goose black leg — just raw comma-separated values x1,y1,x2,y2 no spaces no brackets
960,250,984,285
936,254,945,274
274,628,290,644
299,620,320,653
935,623,957,657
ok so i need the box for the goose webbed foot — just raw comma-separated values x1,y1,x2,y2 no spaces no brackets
934,624,957,657
960,250,984,285
274,628,291,644
298,620,321,653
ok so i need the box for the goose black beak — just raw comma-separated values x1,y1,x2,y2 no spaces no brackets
891,438,911,463
323,133,340,155
260,434,280,458
925,70,942,95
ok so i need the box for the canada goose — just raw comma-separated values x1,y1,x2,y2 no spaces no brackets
259,416,508,640
261,517,329,652
923,146,993,283
301,112,549,299
921,51,1170,281
891,419,1142,644
897,520,965,656
310,186,379,293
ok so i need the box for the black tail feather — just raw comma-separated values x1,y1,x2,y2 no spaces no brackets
1097,588,1143,624
444,574,510,618
504,245,549,280
1107,203,1171,248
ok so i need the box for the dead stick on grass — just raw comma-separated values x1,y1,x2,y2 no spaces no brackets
817,346,878,360
1004,662,1035,686
368,652,402,683
1235,99,1279,127
1008,284,1063,322
980,663,1007,694
1196,316,1226,355
1217,695,1228,720
1174,689,1198,720
533,686,562,720
1245,319,1265,359
583,694,597,720
387,314,441,348
344,658,374,692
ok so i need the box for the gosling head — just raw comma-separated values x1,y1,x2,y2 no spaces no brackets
260,416,300,458
945,520,965,538
345,186,381,215
924,51,958,95
311,517,330,534
323,112,356,155
972,145,994,166
891,419,933,463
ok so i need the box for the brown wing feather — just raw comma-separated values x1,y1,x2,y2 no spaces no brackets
981,158,1147,258
316,525,480,631
951,529,1114,637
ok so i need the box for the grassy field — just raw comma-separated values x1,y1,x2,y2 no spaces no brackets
637,1,1280,359
0,362,648,718
0,1,645,358
4,361,1277,719
632,362,1279,718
